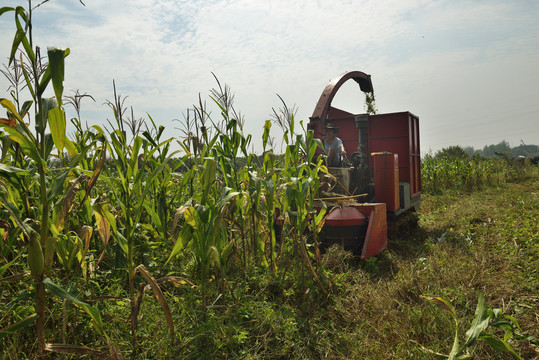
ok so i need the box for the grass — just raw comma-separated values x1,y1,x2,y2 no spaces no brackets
282,170,538,359
374,170,538,359
122,168,538,359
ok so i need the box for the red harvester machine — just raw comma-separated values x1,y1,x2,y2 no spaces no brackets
307,71,421,259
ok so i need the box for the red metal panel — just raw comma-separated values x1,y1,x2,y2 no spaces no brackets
354,203,387,259
325,207,367,226
310,107,365,159
408,116,415,192
327,108,360,156
411,114,421,196
373,152,399,212
368,112,421,197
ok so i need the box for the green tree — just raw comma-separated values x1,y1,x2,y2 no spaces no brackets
463,146,476,157
435,145,470,160
480,140,511,158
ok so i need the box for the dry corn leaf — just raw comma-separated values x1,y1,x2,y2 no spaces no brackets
134,264,175,341
45,343,126,360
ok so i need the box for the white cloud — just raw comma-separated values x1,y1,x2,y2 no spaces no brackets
1,0,538,153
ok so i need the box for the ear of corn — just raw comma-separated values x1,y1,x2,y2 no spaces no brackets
27,233,44,280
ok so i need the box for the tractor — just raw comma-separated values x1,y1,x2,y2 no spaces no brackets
306,71,422,258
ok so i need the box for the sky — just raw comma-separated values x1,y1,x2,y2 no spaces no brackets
1,0,538,155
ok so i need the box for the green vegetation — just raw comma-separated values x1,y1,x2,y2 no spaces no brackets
462,141,539,159
1,3,538,359
421,145,536,194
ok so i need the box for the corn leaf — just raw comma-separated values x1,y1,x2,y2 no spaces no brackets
46,168,70,204
36,97,57,136
0,98,22,123
19,55,36,99
115,232,128,257
166,225,191,264
0,253,21,277
94,208,110,247
48,106,66,152
0,313,37,339
37,66,51,97
15,10,34,63
420,295,461,360
479,334,523,360
8,28,25,66
143,202,162,235
0,272,29,284
201,159,217,204
142,130,158,147
43,278,103,330
43,133,55,159
47,47,70,106
81,147,106,204
448,327,460,360
420,295,457,319
184,206,200,230
135,265,175,340
55,174,87,231
0,163,28,175
0,7,16,16
465,293,490,347
45,343,122,359
0,117,15,127
0,191,32,238
80,225,93,253
172,205,188,233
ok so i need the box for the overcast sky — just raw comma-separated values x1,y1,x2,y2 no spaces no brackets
1,0,538,154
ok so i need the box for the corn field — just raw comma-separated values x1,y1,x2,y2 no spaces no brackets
0,4,333,357
421,154,531,194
